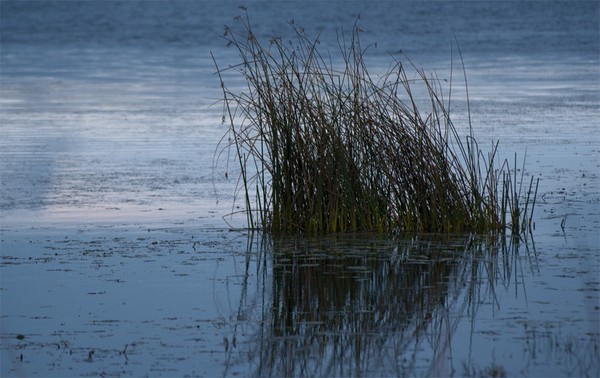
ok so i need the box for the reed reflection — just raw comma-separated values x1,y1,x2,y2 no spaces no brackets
232,235,531,377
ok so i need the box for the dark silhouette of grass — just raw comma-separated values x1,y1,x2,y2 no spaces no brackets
213,11,537,236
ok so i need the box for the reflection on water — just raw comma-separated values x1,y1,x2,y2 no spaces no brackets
221,233,598,377
266,236,464,377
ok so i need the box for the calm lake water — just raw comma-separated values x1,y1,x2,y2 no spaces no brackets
1,1,599,377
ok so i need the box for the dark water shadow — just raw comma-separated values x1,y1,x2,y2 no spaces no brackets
223,233,560,377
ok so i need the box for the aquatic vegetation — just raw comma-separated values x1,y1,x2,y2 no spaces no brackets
213,11,538,235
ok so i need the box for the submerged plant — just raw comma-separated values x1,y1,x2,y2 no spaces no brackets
213,11,537,236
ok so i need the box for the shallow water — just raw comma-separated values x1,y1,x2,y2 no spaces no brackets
1,1,599,377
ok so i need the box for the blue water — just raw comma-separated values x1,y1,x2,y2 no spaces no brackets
1,1,599,377
2,1,598,53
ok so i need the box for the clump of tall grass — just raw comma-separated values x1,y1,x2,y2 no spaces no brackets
213,12,537,236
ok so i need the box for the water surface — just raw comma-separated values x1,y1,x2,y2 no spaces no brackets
1,1,598,376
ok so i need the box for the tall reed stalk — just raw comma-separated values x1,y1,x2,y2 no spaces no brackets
213,11,537,236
